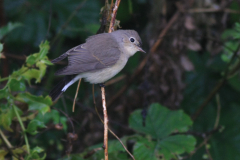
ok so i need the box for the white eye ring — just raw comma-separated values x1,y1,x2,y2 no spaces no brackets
129,37,135,43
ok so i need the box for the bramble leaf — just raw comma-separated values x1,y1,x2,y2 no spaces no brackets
26,120,46,135
16,93,52,115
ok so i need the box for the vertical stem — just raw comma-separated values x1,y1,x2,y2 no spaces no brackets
0,129,13,148
108,0,121,33
101,87,108,160
101,1,121,159
72,79,81,112
12,105,30,153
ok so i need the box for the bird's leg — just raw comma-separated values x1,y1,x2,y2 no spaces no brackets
99,83,105,88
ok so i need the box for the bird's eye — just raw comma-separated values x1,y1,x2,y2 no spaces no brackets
130,37,135,43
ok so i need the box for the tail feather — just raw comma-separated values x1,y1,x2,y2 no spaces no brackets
51,53,68,63
49,75,74,101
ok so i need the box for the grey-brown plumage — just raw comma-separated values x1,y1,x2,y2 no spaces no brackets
49,30,145,101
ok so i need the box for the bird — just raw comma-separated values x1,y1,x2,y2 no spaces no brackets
49,30,145,101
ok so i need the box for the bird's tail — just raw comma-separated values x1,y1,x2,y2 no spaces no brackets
49,75,74,101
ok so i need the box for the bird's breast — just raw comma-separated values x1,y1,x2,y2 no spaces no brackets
82,53,128,84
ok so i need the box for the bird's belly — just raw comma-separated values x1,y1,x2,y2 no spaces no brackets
82,56,128,84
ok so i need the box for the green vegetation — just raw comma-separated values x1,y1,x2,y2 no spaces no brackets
1,0,240,159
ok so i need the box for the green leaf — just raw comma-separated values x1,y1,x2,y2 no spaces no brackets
41,59,53,65
0,87,9,99
25,146,46,160
12,145,27,154
0,106,14,132
133,135,196,160
25,41,50,65
8,78,26,92
158,135,196,159
26,120,46,135
26,53,38,65
21,62,47,83
35,109,67,131
129,103,196,160
133,139,158,160
38,41,50,60
129,103,193,139
0,105,23,131
15,93,52,115
0,149,8,160
36,61,47,82
22,69,41,83
32,146,44,153
0,22,22,40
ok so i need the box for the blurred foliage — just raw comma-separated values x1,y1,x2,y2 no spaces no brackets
182,21,240,160
0,39,53,159
1,0,240,160
61,103,196,160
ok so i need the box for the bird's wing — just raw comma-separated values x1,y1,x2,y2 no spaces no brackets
55,33,121,75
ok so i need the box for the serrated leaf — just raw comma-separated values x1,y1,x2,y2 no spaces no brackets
21,62,47,83
158,135,196,159
133,140,158,160
26,120,46,135
8,78,26,92
38,41,50,60
26,53,38,65
36,61,47,82
15,93,52,115
22,68,42,83
133,135,196,160
129,103,193,139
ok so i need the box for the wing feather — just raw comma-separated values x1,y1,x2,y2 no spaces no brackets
55,33,121,75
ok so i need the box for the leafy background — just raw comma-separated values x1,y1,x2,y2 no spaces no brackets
1,0,240,159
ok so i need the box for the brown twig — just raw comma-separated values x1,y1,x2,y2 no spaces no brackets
108,0,121,33
92,84,135,160
98,1,122,159
72,79,81,112
108,10,180,106
101,86,108,160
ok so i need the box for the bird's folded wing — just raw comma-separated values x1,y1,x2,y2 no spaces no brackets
55,34,121,75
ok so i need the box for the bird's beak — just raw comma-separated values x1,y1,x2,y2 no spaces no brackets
137,46,146,53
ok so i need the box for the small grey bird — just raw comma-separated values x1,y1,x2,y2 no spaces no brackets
49,30,145,101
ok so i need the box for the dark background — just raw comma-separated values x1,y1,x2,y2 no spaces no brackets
1,0,240,159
